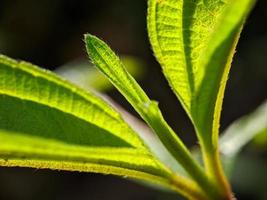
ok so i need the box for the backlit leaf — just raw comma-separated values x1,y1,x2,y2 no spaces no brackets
0,54,171,185
147,0,256,149
85,35,219,199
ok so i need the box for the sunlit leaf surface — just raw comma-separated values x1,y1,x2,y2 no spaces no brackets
147,0,256,149
0,55,171,185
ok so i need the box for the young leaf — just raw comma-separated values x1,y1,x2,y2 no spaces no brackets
85,34,221,199
0,54,171,185
54,54,193,180
85,34,150,107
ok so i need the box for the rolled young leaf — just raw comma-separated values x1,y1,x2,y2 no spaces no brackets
85,34,219,200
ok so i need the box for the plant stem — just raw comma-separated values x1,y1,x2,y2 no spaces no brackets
139,102,223,199
169,174,210,200
202,146,233,200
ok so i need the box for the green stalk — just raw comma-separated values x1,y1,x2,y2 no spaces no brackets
196,126,232,200
169,173,210,200
85,34,223,199
138,101,223,200
199,135,232,200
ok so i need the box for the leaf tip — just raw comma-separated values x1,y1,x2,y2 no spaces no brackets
84,33,96,48
84,34,107,60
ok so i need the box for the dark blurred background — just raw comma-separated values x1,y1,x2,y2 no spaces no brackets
0,0,266,200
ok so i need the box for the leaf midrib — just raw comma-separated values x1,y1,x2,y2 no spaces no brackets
181,0,196,96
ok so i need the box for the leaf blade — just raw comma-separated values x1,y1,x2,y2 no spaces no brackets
85,34,150,107
147,0,228,115
0,54,171,185
148,0,256,196
0,129,171,185
147,0,256,144
0,54,143,148
85,34,222,199
193,0,257,146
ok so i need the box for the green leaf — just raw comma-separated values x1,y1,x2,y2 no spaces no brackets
85,34,150,108
147,0,256,196
0,126,207,199
147,0,256,147
0,54,172,185
0,129,170,184
84,34,189,171
147,0,232,114
193,0,256,148
85,34,222,200
184,101,267,184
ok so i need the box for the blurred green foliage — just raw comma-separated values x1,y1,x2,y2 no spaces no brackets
55,56,145,92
